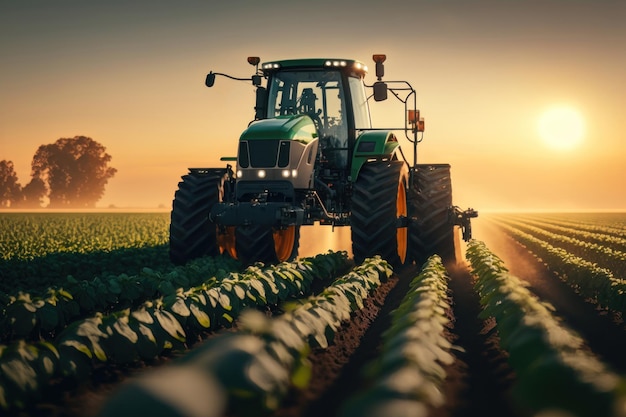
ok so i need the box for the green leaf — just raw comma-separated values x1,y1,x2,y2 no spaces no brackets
233,284,246,300
169,297,191,317
218,291,232,310
190,303,211,329
6,301,37,337
62,299,80,318
60,339,93,359
154,310,186,343
158,280,176,296
131,307,154,324
73,318,108,362
77,288,96,312
129,322,160,360
107,278,122,295
221,312,234,324
206,288,219,308
38,301,60,332
1,358,38,392
189,292,207,306
57,288,73,300
58,341,93,380
35,341,59,378
272,320,305,351
113,317,139,344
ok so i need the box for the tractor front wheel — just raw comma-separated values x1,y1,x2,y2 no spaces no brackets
351,160,408,267
169,170,234,265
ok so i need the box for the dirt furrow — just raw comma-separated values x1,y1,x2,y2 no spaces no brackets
446,263,521,417
280,268,408,417
286,261,522,417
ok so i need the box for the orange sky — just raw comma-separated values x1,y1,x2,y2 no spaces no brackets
1,1,625,212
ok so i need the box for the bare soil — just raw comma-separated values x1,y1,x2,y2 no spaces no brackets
18,217,626,417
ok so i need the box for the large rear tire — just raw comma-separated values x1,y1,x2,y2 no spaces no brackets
408,164,461,266
235,225,300,266
351,160,408,267
169,170,233,265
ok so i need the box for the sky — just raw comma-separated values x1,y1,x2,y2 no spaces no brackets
1,0,625,212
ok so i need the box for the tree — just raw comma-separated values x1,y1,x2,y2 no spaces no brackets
31,136,117,208
0,160,23,208
21,177,47,208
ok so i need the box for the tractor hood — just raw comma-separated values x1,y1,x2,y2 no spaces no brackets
236,114,319,191
240,114,318,143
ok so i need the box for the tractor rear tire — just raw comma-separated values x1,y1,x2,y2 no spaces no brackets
351,160,408,267
408,164,460,266
235,225,300,266
169,170,227,265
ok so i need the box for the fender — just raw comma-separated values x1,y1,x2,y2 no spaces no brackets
350,130,401,181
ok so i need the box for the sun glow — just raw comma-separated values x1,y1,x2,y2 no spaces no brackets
537,106,585,150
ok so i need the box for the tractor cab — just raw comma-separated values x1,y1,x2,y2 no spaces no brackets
259,59,372,169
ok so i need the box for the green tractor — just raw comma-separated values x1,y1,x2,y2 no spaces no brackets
169,55,477,267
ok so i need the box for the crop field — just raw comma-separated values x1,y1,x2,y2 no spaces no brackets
1,211,626,417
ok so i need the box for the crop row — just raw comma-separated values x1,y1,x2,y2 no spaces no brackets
97,256,393,417
0,246,177,296
0,213,172,295
0,254,240,341
506,213,626,236
492,219,626,314
497,215,626,253
339,255,457,417
494,216,626,276
0,213,170,261
466,240,626,417
0,251,349,411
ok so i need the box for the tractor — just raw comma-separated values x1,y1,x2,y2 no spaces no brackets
169,55,477,267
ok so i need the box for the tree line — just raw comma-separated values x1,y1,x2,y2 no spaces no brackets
0,136,117,209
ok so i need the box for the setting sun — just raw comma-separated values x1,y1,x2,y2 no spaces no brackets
537,106,585,150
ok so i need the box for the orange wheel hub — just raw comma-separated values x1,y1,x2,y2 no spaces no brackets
273,226,296,262
397,180,408,264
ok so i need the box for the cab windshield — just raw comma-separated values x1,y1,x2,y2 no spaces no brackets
267,70,349,166
268,70,347,129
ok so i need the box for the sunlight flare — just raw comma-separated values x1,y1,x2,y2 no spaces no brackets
537,106,585,150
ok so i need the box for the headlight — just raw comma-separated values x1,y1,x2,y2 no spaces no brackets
354,62,368,73
257,170,266,178
325,60,347,68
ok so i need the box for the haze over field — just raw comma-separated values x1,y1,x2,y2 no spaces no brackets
1,0,625,212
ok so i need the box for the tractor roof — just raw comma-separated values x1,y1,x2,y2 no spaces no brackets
261,58,368,76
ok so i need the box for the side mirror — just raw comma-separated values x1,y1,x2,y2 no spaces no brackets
373,81,387,102
205,72,216,87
